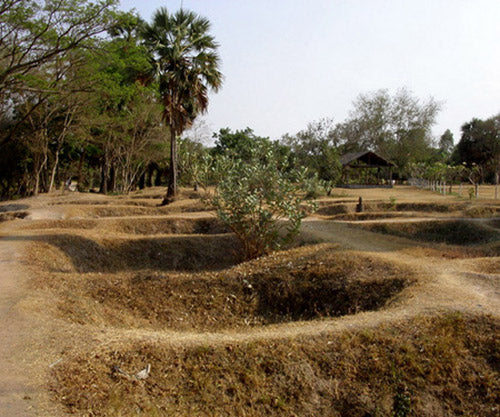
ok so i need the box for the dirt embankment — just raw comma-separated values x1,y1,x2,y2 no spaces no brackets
0,187,499,416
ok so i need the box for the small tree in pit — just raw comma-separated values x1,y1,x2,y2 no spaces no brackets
211,143,315,260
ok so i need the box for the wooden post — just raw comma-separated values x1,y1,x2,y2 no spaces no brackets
356,197,363,213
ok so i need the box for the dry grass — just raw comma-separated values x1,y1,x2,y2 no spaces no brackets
358,220,500,247
330,211,417,221
42,244,415,331
5,185,500,417
460,258,500,275
334,184,499,202
27,232,242,273
0,211,28,222
463,205,500,218
315,200,470,219
51,312,500,417
19,217,227,235
399,245,493,259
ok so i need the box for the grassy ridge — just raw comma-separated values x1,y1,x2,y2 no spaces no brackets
52,313,500,417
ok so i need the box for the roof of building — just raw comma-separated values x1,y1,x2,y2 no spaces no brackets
340,150,395,167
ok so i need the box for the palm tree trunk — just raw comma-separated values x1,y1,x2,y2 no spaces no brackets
163,126,177,204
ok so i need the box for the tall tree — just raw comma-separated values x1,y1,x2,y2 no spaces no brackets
0,0,117,146
282,118,341,184
439,129,454,156
142,8,222,204
336,88,440,171
78,11,161,194
454,114,500,189
212,128,269,161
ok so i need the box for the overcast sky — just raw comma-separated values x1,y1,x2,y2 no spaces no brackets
119,0,500,144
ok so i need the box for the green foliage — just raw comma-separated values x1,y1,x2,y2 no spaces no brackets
0,0,118,101
211,142,315,260
212,128,264,161
320,179,336,196
79,18,164,193
283,118,342,184
392,384,411,417
177,137,206,189
439,129,454,157
454,114,500,183
301,173,322,199
336,88,440,171
0,6,169,198
141,7,223,200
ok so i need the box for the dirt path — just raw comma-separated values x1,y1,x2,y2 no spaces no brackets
338,216,500,224
0,216,69,417
302,218,500,314
0,222,37,416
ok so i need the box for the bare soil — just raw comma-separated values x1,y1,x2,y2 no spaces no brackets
0,186,499,416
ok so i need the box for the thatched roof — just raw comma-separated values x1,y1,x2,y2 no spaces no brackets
340,151,394,167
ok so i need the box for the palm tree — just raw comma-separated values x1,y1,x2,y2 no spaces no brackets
142,8,222,204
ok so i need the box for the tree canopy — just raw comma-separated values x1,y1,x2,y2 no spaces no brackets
141,7,223,203
335,88,440,171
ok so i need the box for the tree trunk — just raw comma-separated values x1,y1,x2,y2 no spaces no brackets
163,126,177,205
33,151,48,196
495,172,499,200
77,149,86,192
99,158,108,194
108,164,116,193
48,148,60,193
139,171,146,190
154,167,162,186
146,164,154,187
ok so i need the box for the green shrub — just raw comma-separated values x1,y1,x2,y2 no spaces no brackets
211,143,316,260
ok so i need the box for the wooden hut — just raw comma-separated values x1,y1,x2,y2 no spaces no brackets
340,151,395,188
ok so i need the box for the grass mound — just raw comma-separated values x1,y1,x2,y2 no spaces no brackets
330,211,416,221
51,244,414,330
464,205,500,218
56,200,210,219
315,204,351,216
0,211,28,222
488,218,500,229
52,313,500,417
391,202,466,213
360,220,500,246
128,193,164,199
89,201,210,217
464,258,500,275
20,217,227,235
31,233,241,273
315,201,467,217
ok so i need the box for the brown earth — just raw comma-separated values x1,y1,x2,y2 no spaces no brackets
0,186,499,416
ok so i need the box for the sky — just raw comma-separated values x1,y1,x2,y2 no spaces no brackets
119,0,500,144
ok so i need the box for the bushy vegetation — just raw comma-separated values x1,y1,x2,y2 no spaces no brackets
210,141,316,260
1,0,498,201
0,1,221,200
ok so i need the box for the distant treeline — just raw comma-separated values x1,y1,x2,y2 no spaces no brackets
1,1,498,200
